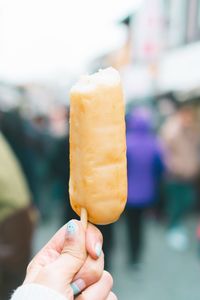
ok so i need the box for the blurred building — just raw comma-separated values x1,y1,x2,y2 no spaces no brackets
91,0,200,109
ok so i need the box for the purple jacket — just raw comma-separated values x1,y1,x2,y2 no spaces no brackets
126,109,164,207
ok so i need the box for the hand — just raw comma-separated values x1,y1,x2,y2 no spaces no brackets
24,220,117,299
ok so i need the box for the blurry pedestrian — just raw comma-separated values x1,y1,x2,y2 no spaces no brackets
47,105,71,224
47,134,70,222
0,133,37,300
161,105,200,251
196,221,200,259
0,109,46,207
126,108,164,266
0,109,38,196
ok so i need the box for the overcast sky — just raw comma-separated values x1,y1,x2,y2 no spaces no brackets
0,0,142,83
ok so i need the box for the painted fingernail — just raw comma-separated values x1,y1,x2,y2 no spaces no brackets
95,242,102,257
70,279,86,295
66,220,77,235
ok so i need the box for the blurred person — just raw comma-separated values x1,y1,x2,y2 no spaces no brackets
28,113,53,218
0,108,57,219
126,108,164,266
0,109,47,206
195,173,200,251
196,221,200,259
47,105,70,222
48,134,70,220
11,220,116,300
0,133,36,300
161,105,200,251
0,109,38,196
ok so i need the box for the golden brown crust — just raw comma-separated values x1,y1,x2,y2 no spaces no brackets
69,71,127,225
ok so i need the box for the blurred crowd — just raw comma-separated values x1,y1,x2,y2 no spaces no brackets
1,87,200,298
126,104,200,265
0,89,71,299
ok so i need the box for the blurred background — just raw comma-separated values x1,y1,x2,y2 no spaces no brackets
1,0,200,299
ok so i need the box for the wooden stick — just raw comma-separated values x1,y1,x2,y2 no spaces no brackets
81,208,88,230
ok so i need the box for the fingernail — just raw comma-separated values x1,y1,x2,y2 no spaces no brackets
66,220,77,235
70,279,86,295
95,242,102,257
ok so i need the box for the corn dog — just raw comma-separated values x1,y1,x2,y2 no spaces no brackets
69,67,127,225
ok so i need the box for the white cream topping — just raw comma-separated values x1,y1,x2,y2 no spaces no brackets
70,67,121,93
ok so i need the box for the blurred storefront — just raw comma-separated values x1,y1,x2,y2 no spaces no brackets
91,0,200,111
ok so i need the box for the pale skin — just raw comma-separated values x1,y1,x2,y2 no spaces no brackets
24,220,117,300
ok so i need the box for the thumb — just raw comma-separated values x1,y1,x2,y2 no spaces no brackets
33,220,87,299
54,219,87,283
